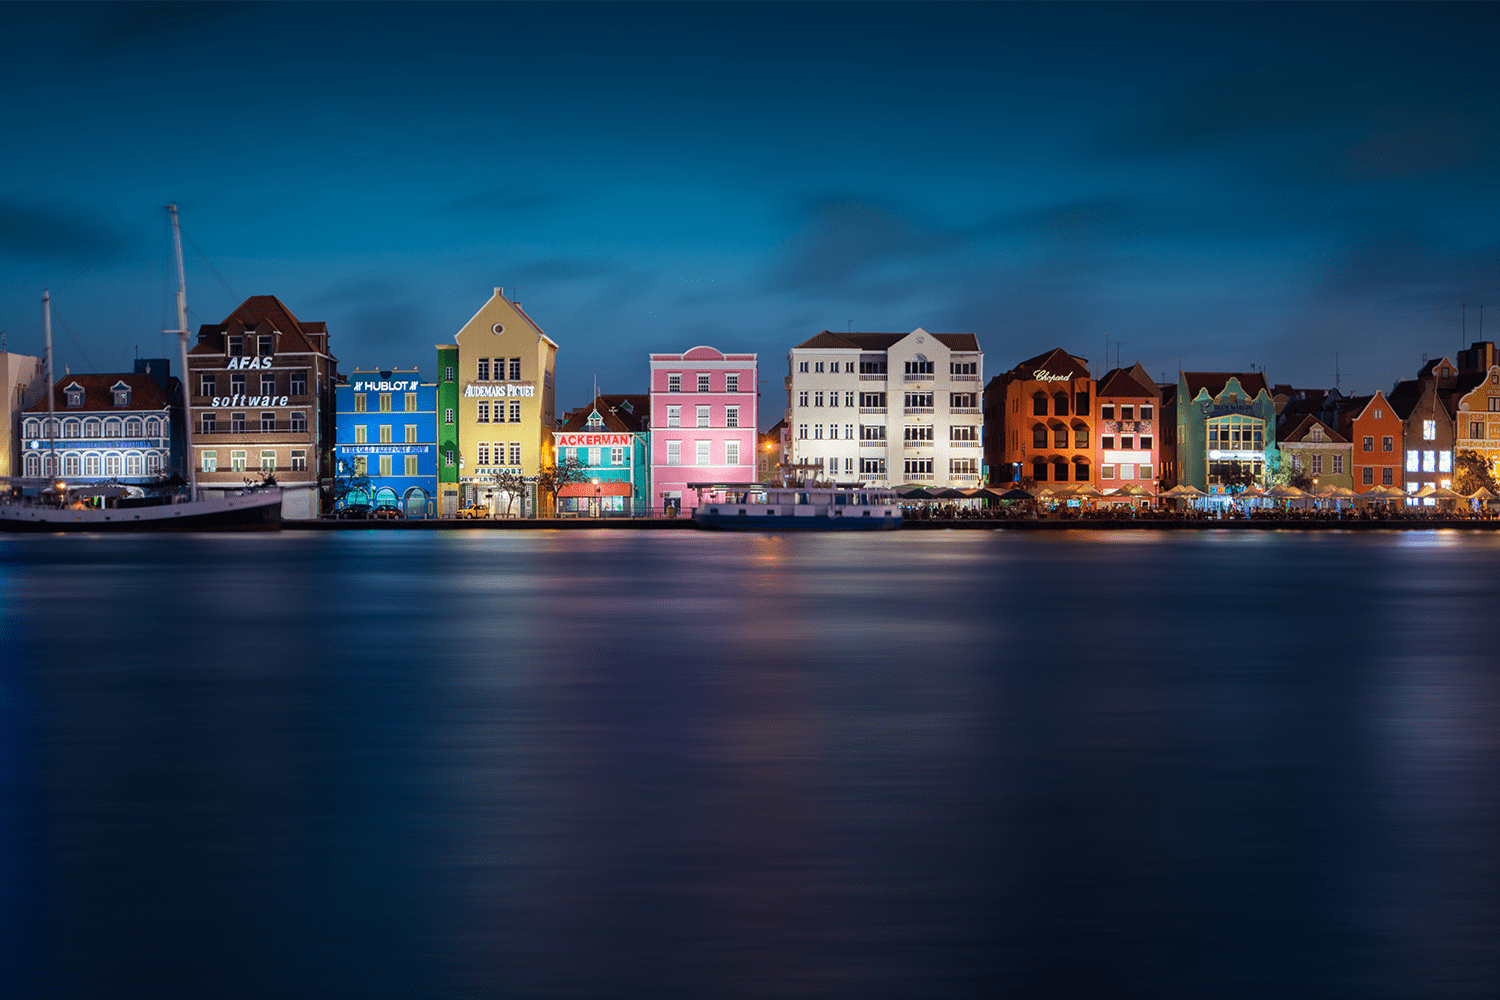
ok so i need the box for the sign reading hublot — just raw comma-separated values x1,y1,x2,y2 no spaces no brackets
465,384,535,397
354,380,420,392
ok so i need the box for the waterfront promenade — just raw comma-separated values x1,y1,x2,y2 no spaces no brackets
286,515,1500,531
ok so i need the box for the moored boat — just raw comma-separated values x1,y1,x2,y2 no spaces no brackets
0,487,282,532
692,484,902,531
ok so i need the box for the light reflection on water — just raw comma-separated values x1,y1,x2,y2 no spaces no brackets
1,530,1498,999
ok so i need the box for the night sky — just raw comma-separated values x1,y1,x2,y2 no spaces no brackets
2,2,1497,426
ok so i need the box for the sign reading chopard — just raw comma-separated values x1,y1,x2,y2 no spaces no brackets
1033,370,1074,382
464,383,535,397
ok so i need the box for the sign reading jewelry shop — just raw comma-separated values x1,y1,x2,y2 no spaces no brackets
464,383,535,397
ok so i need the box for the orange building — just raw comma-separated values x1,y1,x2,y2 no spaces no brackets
1341,391,1404,492
984,348,1095,485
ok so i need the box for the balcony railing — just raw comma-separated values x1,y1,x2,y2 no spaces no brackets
948,440,982,448
902,373,935,382
903,472,935,480
949,406,981,414
904,407,934,415
948,374,981,382
201,423,309,436
858,373,887,381
858,440,888,449
902,440,935,449
858,406,887,414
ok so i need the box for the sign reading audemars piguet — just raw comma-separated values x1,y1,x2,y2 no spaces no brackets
464,383,535,397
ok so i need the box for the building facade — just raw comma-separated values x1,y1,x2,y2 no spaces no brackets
1277,414,1354,490
1341,392,1404,492
1388,357,1461,502
185,296,338,519
650,346,758,512
451,289,558,516
1094,363,1160,494
21,368,177,486
2,350,46,480
1173,372,1277,493
788,328,983,488
984,348,1093,485
333,368,438,517
552,394,650,516
1452,362,1500,477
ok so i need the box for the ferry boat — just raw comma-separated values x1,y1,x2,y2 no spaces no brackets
691,483,902,531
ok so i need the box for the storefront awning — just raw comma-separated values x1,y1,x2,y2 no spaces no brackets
557,482,632,497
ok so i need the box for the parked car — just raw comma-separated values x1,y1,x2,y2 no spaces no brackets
335,503,371,520
457,503,491,519
370,505,403,520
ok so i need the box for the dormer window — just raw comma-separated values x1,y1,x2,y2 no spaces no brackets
586,411,604,429
64,382,84,407
228,336,243,357
258,334,274,356
110,381,132,407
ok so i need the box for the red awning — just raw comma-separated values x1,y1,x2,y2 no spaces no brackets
557,482,633,497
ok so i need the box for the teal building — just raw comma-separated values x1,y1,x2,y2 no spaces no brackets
1175,372,1278,495
551,394,651,516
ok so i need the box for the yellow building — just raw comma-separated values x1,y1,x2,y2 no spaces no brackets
452,288,558,514
1453,363,1500,475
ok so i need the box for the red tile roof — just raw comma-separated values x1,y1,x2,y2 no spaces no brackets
794,330,981,352
1181,372,1270,400
26,372,172,413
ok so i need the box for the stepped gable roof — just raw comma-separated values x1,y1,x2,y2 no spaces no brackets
27,372,171,413
793,329,980,352
1096,363,1157,398
1417,356,1458,379
1006,347,1091,382
191,295,330,356
1182,371,1270,400
1279,413,1347,445
559,394,649,433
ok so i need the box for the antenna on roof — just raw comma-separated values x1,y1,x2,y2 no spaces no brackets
847,320,852,333
1330,352,1341,392
1463,304,1467,350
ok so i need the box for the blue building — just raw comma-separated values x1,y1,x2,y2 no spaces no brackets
334,368,438,517
551,394,651,515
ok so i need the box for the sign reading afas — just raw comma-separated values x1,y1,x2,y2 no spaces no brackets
554,433,632,447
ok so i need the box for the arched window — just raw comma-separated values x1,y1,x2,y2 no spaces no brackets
24,454,40,476
1053,392,1069,416
1073,423,1089,449
1053,458,1070,482
23,419,39,438
105,454,121,476
1073,456,1091,482
145,418,161,438
84,419,100,438
1053,425,1068,449
63,420,80,439
1032,393,1048,416
63,454,80,476
1032,459,1048,482
85,454,100,476
45,419,58,438
43,454,56,477
146,453,162,474
104,420,121,438
125,419,142,437
1032,424,1047,448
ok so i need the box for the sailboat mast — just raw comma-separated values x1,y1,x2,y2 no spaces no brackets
168,204,197,499
43,289,56,484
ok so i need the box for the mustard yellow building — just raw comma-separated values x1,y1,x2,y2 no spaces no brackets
452,288,558,515
1453,363,1500,476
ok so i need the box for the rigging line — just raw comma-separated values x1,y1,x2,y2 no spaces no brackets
48,304,99,375
179,226,239,303
54,207,161,292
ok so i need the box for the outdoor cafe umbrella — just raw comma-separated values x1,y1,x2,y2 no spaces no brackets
1164,484,1206,497
1118,484,1154,497
1467,487,1498,503
1070,482,1105,498
1414,484,1438,498
996,488,1034,500
1265,484,1306,498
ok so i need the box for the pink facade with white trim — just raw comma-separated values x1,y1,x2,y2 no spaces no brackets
649,346,758,512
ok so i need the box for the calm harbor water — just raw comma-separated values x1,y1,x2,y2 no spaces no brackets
2,529,1498,999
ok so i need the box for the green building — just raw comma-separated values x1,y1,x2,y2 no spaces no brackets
1174,372,1278,496
437,344,460,517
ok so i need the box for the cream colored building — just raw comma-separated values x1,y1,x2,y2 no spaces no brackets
2,350,47,480
452,288,558,514
1453,363,1500,475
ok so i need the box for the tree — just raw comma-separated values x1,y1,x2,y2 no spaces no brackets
489,469,527,517
537,457,588,513
1268,453,1311,491
330,458,370,507
1453,449,1498,496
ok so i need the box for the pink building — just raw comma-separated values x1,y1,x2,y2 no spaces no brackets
649,346,758,513
1095,363,1161,496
